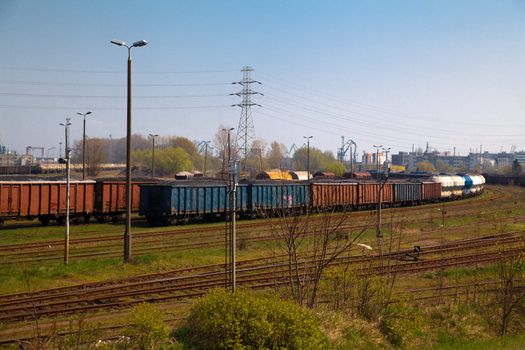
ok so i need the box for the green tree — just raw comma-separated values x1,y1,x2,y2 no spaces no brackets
416,161,436,172
293,147,336,172
132,146,193,176
323,160,346,176
167,136,204,171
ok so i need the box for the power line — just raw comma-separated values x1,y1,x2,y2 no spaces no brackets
0,104,230,110
0,79,232,87
0,92,231,99
0,66,237,74
265,95,523,139
259,71,525,129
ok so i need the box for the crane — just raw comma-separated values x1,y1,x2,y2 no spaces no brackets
26,146,45,158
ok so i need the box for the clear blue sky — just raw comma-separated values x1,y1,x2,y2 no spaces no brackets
1,0,524,157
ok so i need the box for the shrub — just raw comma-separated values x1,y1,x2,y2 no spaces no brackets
125,303,170,350
379,302,425,348
185,288,326,349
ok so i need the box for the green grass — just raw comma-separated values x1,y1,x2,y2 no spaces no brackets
0,245,231,294
422,334,525,350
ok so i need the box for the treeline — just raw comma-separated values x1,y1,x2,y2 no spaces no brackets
71,125,346,177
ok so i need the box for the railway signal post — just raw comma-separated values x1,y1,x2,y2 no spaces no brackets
59,118,72,264
229,159,239,292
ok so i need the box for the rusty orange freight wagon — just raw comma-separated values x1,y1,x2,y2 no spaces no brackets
358,182,393,206
420,182,442,201
310,182,358,209
0,180,95,225
93,179,158,221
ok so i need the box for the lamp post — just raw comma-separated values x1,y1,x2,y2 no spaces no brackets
59,118,72,264
111,38,148,263
303,136,313,179
373,145,383,180
76,111,92,180
148,134,159,178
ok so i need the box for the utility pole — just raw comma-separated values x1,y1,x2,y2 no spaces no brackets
109,134,113,162
303,136,313,178
232,66,263,170
229,157,238,292
223,128,234,289
59,118,72,264
77,111,92,180
148,134,159,178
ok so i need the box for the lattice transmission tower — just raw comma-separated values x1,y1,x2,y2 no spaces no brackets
232,66,263,170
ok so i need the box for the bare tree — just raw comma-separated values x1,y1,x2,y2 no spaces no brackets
266,141,288,169
493,237,525,336
269,206,370,308
85,138,108,176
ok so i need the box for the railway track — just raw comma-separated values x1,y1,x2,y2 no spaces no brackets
0,187,521,266
1,208,523,267
0,232,522,323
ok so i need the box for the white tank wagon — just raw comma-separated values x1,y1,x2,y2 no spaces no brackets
470,175,485,194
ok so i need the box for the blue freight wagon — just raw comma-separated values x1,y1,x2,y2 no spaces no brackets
392,182,421,205
139,182,249,225
248,181,309,212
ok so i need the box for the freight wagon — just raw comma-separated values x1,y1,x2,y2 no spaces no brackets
94,179,158,222
358,182,393,208
310,182,358,209
249,182,309,212
0,178,156,225
0,180,95,225
139,182,249,225
392,182,421,205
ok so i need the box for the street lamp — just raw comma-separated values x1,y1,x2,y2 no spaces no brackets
373,145,383,180
303,136,313,179
59,118,72,264
76,111,92,180
111,38,148,263
148,134,159,178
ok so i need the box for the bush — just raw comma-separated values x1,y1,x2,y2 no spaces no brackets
125,303,170,350
378,302,425,348
185,288,326,349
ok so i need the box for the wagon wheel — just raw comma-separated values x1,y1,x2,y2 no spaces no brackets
56,216,64,226
39,217,50,226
